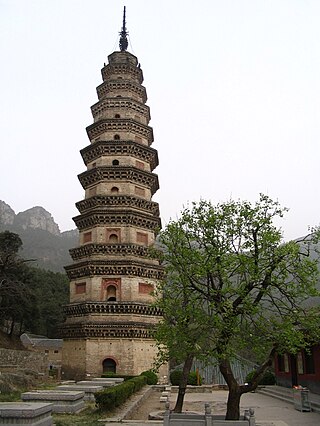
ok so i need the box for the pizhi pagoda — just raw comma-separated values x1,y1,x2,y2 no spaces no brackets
61,8,164,379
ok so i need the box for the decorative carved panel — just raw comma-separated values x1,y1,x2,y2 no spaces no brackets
139,283,154,294
75,282,86,294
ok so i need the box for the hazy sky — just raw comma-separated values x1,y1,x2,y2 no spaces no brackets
1,0,320,241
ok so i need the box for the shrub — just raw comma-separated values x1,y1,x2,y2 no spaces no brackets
170,370,202,386
188,371,202,386
101,373,135,381
95,375,147,411
170,370,182,386
245,369,276,386
140,370,158,385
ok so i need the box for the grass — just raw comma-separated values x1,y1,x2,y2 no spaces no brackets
53,405,103,426
0,391,22,402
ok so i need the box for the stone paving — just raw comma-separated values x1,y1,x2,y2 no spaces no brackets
101,387,320,426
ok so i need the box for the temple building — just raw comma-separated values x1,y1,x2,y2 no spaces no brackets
61,8,164,379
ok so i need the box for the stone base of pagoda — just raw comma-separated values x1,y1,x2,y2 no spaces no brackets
62,337,166,380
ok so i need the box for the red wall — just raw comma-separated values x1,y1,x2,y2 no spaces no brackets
275,345,320,394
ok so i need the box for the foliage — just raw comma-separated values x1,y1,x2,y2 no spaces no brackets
188,371,202,386
0,231,69,337
95,375,147,412
27,267,69,337
170,369,202,386
101,373,135,381
246,369,275,385
0,231,34,335
0,391,22,401
140,370,158,385
153,195,320,419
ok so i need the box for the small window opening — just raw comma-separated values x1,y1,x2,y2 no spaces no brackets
111,186,119,193
112,159,119,166
109,233,119,243
114,134,120,140
107,285,117,301
115,114,120,118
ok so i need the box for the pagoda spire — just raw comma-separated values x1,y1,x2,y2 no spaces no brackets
119,6,129,52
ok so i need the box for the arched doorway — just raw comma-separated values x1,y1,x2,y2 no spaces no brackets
103,358,117,374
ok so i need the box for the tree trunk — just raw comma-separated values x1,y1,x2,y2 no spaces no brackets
219,358,242,420
219,348,277,419
9,316,15,336
225,387,241,420
173,353,194,413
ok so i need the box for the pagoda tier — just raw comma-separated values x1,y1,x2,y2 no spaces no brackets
69,243,150,261
75,195,160,216
62,322,155,339
73,210,160,231
80,140,158,170
86,119,153,144
91,99,150,123
63,301,162,316
101,61,144,84
78,166,159,194
65,260,163,280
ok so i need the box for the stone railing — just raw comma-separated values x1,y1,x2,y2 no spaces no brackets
163,403,255,426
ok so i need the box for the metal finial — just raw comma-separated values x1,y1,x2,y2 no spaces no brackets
119,6,128,52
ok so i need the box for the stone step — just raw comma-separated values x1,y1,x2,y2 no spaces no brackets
257,387,320,414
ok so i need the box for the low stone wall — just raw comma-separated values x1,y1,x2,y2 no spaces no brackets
0,348,47,374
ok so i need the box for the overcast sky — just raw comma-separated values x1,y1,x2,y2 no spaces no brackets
1,0,320,241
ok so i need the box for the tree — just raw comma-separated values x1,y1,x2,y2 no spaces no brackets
0,231,35,335
0,231,69,337
154,273,216,412
153,195,320,419
27,267,69,337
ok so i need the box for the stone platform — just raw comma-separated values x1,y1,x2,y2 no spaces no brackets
56,384,103,401
76,380,116,387
0,402,53,425
21,390,85,413
91,377,124,383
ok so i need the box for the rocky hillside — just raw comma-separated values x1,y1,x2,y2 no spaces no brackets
0,200,78,272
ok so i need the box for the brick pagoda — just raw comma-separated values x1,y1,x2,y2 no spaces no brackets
61,8,164,379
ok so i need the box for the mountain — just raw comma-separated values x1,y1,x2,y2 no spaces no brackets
0,200,78,273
